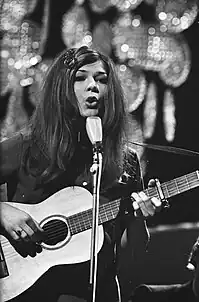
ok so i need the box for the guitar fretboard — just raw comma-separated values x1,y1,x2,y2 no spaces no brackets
68,198,121,235
145,170,199,199
68,170,199,236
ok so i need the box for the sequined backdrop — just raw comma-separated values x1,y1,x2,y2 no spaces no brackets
1,0,199,225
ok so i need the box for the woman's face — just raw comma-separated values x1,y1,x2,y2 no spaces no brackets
74,60,108,117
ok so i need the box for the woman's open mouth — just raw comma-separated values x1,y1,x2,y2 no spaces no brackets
85,96,98,108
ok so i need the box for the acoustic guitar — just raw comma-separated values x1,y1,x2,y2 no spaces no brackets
1,170,199,301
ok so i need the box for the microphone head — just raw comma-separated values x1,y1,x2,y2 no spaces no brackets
86,116,102,145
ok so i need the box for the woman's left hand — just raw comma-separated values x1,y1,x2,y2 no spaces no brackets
131,179,162,218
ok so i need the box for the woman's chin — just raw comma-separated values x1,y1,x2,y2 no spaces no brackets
80,108,99,117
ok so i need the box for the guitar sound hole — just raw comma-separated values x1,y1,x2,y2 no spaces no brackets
42,219,68,245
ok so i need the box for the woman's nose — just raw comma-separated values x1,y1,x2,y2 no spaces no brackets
87,77,99,92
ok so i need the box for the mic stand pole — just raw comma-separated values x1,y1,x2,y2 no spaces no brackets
89,144,102,302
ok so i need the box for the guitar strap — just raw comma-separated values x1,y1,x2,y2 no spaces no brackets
131,141,199,157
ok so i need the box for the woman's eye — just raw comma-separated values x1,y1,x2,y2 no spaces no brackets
75,76,85,81
96,77,108,84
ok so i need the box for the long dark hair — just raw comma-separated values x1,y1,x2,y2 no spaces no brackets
27,46,132,186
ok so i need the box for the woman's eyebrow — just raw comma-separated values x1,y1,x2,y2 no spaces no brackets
77,70,107,75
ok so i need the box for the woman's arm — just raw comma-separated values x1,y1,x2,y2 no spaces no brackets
0,134,44,254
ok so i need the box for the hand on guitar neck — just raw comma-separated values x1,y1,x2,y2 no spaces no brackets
0,202,44,257
131,179,162,218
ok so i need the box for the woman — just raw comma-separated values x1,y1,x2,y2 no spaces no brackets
0,46,161,302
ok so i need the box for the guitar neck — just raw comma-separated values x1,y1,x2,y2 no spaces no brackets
144,170,199,200
68,198,121,235
68,170,199,236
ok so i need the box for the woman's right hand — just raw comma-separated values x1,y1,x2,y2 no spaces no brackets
0,202,44,257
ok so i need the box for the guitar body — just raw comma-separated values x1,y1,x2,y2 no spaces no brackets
1,170,199,301
0,186,104,302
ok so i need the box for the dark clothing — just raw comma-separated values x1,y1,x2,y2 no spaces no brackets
0,132,143,302
0,132,142,204
130,282,198,302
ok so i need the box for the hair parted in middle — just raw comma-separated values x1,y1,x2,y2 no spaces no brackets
27,46,132,186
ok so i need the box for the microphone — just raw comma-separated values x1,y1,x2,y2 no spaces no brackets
86,117,102,151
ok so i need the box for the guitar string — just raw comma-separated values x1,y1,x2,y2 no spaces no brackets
0,211,107,254
2,175,199,259
0,206,109,248
2,171,197,248
1,203,118,250
1,174,197,253
2,207,121,259
1,178,197,256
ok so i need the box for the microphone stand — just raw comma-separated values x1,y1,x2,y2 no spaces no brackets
89,142,103,302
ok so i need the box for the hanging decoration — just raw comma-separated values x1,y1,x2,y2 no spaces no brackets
116,64,146,112
88,0,113,13
0,0,27,92
9,21,42,86
113,0,143,12
163,89,176,142
112,12,143,62
0,0,27,32
62,3,92,49
127,113,146,173
159,37,190,87
156,0,198,33
1,94,20,139
143,82,157,139
1,0,49,91
0,0,50,139
92,21,113,56
112,12,191,87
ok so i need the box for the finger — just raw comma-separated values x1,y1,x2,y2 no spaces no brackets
34,220,44,233
20,225,33,242
36,243,42,253
12,229,22,241
131,192,150,217
148,179,156,187
132,200,139,211
138,192,155,216
26,242,38,257
27,219,44,242
28,219,44,233
131,194,140,217
151,197,162,211
131,192,142,210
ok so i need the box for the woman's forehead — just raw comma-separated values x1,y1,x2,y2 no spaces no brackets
77,61,106,73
